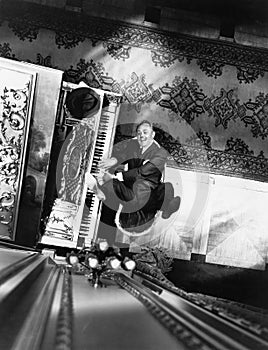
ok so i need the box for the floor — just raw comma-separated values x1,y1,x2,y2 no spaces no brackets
167,258,268,310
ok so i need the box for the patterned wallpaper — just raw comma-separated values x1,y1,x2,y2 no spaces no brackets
0,1,268,182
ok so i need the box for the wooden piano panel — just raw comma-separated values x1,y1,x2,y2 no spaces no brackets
0,57,63,245
0,58,37,240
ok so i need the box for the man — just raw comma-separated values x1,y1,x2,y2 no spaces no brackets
88,120,181,232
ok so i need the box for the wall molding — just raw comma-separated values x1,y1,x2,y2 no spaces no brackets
1,1,268,71
1,1,268,183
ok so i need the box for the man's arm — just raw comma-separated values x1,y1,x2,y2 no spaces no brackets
122,147,168,186
99,157,118,170
99,138,135,171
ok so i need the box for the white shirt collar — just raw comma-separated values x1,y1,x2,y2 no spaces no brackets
140,139,154,154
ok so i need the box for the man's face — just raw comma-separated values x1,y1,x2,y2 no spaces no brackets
137,123,155,149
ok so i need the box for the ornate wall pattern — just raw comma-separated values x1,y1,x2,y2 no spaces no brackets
1,1,267,182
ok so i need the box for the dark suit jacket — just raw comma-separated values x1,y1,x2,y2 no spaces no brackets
102,138,168,230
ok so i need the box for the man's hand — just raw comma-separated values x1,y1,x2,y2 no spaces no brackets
85,172,106,201
85,172,97,189
102,171,114,183
99,157,118,170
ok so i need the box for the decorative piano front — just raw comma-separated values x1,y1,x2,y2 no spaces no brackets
43,117,96,243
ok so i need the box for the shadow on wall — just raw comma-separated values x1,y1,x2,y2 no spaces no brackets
167,259,268,309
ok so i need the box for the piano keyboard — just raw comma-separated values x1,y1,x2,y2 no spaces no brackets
78,103,119,246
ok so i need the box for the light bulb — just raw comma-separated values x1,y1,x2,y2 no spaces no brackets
88,254,99,268
123,257,136,271
68,255,79,265
107,256,121,269
98,240,109,252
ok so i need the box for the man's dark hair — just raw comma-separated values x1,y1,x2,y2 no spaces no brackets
136,120,154,132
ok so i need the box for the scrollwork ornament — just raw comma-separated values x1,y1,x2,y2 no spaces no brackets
0,210,13,226
0,191,14,225
55,32,85,49
203,88,245,129
237,66,265,84
0,81,30,236
0,191,15,207
197,59,224,78
103,42,131,61
158,77,205,124
0,42,14,59
151,51,179,68
8,112,25,131
244,93,268,139
225,137,254,155
8,19,39,42
105,94,122,105
64,59,116,92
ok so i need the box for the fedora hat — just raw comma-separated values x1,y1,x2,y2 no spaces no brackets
65,87,100,120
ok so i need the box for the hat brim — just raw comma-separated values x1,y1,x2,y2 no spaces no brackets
65,87,101,120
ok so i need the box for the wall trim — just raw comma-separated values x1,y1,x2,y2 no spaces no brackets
1,1,268,71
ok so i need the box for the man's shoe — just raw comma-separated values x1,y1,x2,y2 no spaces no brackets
162,196,181,219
